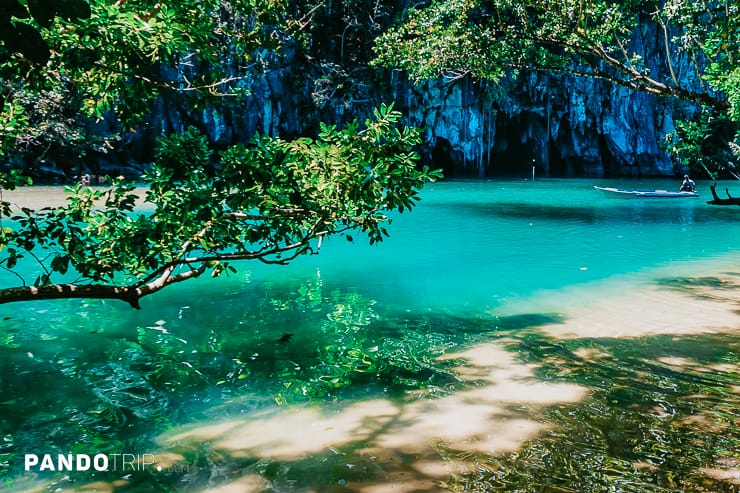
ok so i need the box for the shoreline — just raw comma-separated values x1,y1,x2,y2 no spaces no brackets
494,250,740,339
0,185,150,211
100,255,740,492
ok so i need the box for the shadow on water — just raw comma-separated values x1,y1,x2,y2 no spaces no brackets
442,201,605,223
1,275,740,492
440,200,709,225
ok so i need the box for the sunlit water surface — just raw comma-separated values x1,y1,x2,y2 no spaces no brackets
1,179,739,492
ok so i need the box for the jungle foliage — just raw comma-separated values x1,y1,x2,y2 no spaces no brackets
0,103,438,306
373,0,740,178
0,0,402,166
0,0,441,305
1,0,280,161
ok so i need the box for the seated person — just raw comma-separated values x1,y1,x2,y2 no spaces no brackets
680,175,695,192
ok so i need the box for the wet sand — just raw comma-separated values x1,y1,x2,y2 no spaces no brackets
540,275,740,339
124,261,739,492
498,260,740,340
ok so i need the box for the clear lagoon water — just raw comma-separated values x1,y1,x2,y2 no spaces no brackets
1,178,739,492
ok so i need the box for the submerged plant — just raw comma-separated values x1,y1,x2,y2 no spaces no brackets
0,278,468,485
441,332,740,492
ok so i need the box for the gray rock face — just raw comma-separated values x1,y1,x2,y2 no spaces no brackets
123,70,676,180
115,17,693,179
392,70,679,178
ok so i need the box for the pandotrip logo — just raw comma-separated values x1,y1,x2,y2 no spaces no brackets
24,453,155,473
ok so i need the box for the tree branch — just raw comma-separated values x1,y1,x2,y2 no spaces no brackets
654,12,679,87
0,221,342,307
0,283,143,308
707,182,740,206
132,209,330,288
530,35,729,110
92,60,248,97
0,262,208,309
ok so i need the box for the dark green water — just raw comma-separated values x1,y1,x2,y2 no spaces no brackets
1,179,739,492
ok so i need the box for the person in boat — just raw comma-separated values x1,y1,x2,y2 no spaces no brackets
680,175,695,192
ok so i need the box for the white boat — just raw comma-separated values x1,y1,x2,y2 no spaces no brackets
594,186,699,198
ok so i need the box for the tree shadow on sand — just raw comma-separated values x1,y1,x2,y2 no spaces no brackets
10,270,740,492
140,271,740,493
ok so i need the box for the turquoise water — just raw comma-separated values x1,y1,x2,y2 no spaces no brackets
1,179,739,492
244,178,737,312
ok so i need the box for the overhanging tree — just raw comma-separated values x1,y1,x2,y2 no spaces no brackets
0,1,441,307
1,105,437,307
372,0,740,178
1,0,278,160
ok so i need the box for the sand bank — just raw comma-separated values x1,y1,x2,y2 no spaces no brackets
157,343,587,493
148,258,740,492
495,253,740,340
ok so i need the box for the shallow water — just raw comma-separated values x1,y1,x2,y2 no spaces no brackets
1,179,739,492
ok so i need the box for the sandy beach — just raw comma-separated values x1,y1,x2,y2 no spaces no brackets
133,258,740,492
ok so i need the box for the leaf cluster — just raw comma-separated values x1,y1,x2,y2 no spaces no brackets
49,0,267,125
0,103,441,305
373,0,736,112
0,0,289,159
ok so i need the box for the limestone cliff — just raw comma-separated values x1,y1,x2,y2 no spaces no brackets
103,11,692,180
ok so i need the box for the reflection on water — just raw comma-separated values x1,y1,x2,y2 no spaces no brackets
1,180,740,491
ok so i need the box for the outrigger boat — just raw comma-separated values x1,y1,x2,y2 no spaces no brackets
594,186,699,198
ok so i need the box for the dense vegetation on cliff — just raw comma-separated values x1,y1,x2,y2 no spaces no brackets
4,0,740,180
0,0,401,178
374,0,740,179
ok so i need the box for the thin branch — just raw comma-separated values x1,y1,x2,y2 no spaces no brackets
132,209,325,288
294,1,326,30
655,11,679,87
135,261,208,303
0,263,27,286
24,248,52,280
92,61,248,97
530,35,729,110
612,28,633,70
